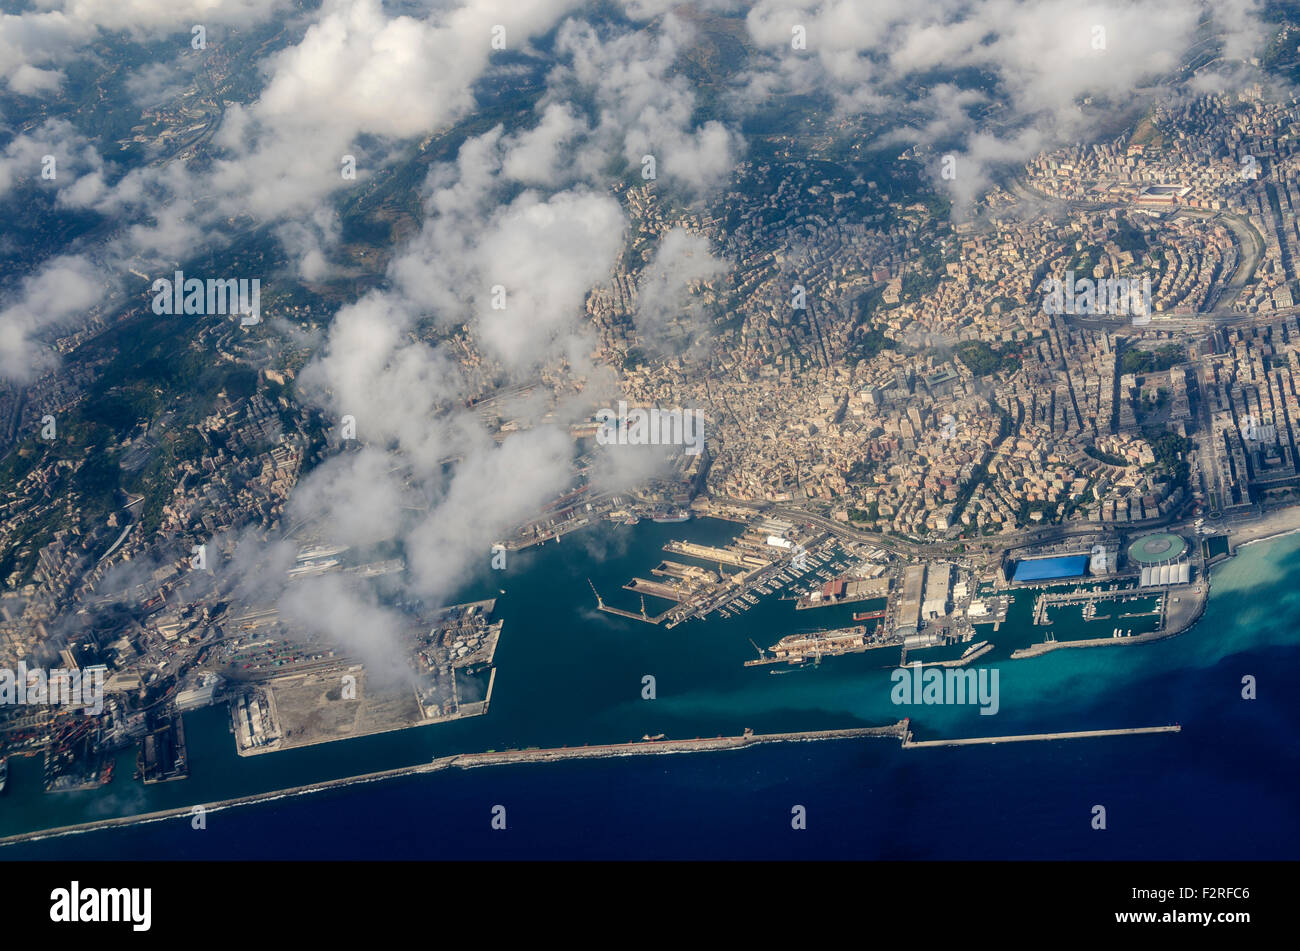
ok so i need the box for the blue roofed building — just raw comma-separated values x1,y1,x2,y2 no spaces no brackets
1011,555,1090,583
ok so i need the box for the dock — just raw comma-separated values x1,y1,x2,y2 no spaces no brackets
588,578,672,624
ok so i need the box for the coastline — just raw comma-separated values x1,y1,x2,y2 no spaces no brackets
2,510,1295,851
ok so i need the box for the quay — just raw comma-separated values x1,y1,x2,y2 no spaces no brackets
902,724,1181,748
663,539,764,568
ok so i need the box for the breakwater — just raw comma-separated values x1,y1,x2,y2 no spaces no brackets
0,723,908,848
901,724,1181,748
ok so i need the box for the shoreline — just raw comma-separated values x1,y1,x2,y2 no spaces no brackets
1214,503,1300,550
1230,522,1300,550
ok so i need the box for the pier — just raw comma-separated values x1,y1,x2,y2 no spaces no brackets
1031,586,1166,629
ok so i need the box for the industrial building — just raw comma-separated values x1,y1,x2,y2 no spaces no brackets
175,673,223,712
922,563,952,619
895,565,926,636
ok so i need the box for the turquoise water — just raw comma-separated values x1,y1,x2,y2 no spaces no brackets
2,519,1298,842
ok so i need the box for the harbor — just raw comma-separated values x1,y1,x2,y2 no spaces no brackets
0,515,1273,843
591,514,899,629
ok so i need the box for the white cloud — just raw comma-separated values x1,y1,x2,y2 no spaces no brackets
0,255,107,381
741,0,1271,213
544,14,745,195
633,226,729,357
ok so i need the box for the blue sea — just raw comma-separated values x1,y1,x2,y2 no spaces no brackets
3,522,1299,860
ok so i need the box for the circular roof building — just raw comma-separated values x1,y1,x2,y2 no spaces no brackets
1127,532,1187,565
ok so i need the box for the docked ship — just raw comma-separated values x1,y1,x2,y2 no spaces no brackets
747,626,872,665
652,510,690,523
0,756,8,793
